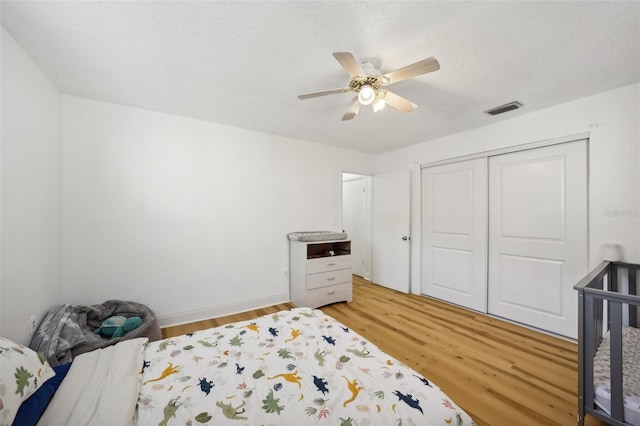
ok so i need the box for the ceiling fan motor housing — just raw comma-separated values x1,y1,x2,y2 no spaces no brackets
349,75,382,91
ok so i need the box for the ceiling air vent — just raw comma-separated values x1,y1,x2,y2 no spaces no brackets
484,101,522,116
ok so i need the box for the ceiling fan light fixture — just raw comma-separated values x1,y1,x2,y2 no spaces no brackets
372,97,386,112
358,85,376,105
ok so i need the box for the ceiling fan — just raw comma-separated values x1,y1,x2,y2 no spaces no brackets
298,52,440,121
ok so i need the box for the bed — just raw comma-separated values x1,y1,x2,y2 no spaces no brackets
574,261,640,426
3,307,476,425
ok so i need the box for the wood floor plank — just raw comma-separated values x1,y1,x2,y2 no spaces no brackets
162,302,295,337
162,276,605,426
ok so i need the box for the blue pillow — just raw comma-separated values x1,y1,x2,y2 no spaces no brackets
13,363,71,426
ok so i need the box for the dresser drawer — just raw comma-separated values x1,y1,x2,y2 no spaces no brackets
306,268,352,290
306,282,352,308
306,255,351,274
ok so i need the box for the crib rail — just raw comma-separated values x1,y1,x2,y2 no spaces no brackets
574,261,640,426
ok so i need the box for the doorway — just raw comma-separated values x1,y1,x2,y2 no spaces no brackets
342,173,371,279
342,171,412,293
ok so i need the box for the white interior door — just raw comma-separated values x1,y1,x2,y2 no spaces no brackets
342,175,366,277
372,170,410,293
421,158,488,312
488,140,588,338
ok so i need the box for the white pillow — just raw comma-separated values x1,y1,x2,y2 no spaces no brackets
0,336,56,425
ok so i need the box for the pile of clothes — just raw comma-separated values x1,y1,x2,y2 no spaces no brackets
29,300,161,366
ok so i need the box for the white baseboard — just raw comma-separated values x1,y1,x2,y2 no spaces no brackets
157,292,290,328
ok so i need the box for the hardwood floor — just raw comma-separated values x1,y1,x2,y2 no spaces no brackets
162,302,296,337
163,276,605,426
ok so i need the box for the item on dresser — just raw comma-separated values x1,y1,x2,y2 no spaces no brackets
287,231,348,241
289,233,352,308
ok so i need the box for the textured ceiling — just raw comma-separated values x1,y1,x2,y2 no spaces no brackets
2,1,639,154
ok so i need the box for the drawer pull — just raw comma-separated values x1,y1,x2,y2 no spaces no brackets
327,291,336,295
327,277,336,281
326,262,336,266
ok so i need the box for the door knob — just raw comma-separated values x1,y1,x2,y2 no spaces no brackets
402,236,410,241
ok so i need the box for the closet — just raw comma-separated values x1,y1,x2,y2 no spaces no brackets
421,137,588,338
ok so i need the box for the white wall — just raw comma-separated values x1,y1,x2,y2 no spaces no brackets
1,28,63,343
62,96,374,326
375,83,640,294
3,18,637,337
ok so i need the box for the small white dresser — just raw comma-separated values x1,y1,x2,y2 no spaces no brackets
289,234,352,308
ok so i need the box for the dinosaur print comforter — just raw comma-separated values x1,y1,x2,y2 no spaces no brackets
136,307,475,425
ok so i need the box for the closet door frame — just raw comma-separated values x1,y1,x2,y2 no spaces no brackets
420,132,589,170
419,132,589,333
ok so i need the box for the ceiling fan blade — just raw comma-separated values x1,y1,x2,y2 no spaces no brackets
298,87,350,100
382,57,440,85
342,96,361,121
333,52,365,78
382,90,417,113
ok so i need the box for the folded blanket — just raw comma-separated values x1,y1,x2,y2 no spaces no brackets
37,337,147,426
29,304,87,366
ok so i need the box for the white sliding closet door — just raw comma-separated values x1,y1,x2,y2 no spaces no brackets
488,140,588,338
421,158,488,312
